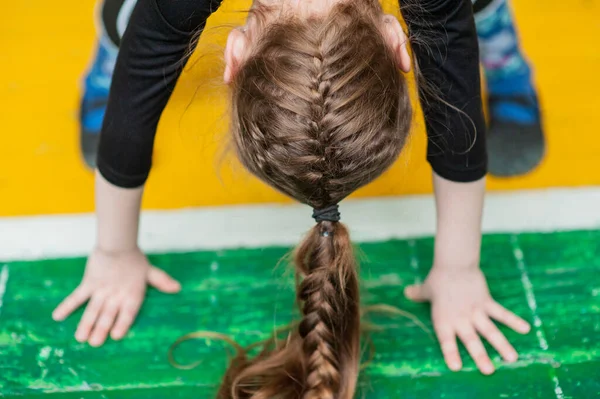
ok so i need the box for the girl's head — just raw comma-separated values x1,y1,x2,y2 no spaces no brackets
220,1,413,398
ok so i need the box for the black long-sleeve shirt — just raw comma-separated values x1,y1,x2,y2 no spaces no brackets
98,0,487,188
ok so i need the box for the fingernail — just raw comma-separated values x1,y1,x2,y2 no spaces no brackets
521,323,531,333
449,362,461,371
89,337,101,347
75,332,85,342
482,364,495,375
506,352,518,362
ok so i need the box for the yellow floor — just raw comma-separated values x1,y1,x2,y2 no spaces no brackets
1,0,599,216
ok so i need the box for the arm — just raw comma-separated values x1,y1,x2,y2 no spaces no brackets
432,172,484,271
53,0,222,347
400,0,530,374
406,174,530,374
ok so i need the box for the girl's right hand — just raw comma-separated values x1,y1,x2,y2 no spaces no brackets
52,248,181,347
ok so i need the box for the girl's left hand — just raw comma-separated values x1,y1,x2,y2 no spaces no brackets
404,266,531,375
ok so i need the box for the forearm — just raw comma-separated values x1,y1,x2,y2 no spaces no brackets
95,170,143,254
433,172,485,269
408,173,528,376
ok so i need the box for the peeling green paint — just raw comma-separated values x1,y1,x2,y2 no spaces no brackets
1,231,599,398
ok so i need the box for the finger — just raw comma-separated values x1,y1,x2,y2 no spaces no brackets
456,324,495,375
486,301,531,334
88,298,121,347
111,298,143,340
473,311,518,363
404,284,429,302
434,324,462,371
52,286,91,321
75,294,105,343
148,266,181,293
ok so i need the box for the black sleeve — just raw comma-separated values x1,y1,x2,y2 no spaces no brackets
401,0,487,182
97,0,222,188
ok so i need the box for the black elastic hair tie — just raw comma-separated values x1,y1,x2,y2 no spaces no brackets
312,204,341,223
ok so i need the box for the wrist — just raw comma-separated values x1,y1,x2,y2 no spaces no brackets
94,244,140,257
432,254,480,271
432,245,480,271
433,232,481,272
432,261,480,272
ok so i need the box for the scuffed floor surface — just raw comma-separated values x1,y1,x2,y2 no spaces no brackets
1,231,599,398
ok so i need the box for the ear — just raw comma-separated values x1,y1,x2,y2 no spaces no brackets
224,28,250,84
381,15,411,73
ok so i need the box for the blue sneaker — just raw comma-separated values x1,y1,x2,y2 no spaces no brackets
486,92,545,177
474,0,546,177
483,59,545,177
79,36,117,168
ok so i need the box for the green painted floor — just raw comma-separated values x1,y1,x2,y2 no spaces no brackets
1,231,599,398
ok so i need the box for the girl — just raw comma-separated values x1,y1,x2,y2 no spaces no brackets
80,0,545,177
56,0,532,388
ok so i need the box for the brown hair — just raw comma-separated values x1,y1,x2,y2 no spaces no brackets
220,1,412,398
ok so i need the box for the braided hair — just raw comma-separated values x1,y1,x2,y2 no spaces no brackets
220,2,412,398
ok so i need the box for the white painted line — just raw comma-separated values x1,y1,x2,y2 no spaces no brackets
511,235,564,399
511,236,549,351
552,375,566,399
1,187,600,261
407,240,422,285
0,265,9,315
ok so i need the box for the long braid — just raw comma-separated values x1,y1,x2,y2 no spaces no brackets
220,2,412,398
297,222,358,399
